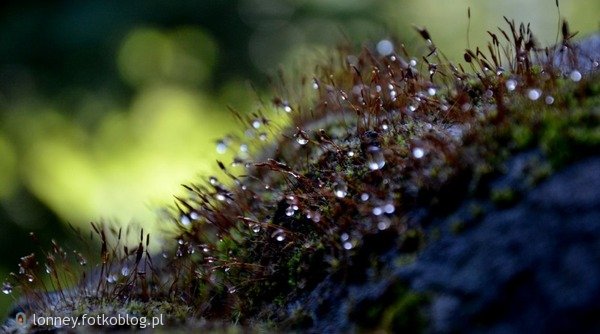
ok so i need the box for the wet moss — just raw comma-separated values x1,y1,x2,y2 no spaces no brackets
3,17,599,333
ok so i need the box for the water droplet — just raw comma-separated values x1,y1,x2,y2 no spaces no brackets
240,144,249,153
384,203,395,214
216,140,228,154
377,217,391,231
216,194,226,201
250,223,261,233
412,147,425,159
545,95,555,105
348,151,355,157
285,206,295,217
366,146,385,170
376,39,394,56
408,104,418,112
259,132,268,141
409,59,417,67
527,88,541,101
506,79,517,91
106,274,117,284
372,207,383,216
252,119,261,129
180,215,191,226
294,129,309,145
341,233,349,242
45,264,52,274
190,211,199,220
121,266,130,276
312,79,319,90
333,180,348,198
569,70,582,82
427,87,437,96
361,193,370,201
228,287,237,294
272,229,286,242
593,60,599,68
343,242,353,250
496,67,505,76
282,101,293,113
2,282,12,294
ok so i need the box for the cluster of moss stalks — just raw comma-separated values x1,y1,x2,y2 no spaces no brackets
3,18,599,332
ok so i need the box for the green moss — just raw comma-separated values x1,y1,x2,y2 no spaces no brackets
491,187,518,207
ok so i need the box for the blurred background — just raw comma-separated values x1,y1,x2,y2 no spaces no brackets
0,0,598,315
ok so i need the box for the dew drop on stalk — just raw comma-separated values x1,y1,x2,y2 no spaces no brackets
506,79,517,91
427,87,437,96
216,194,226,201
409,59,417,67
250,223,261,233
216,140,228,154
45,264,52,274
106,274,117,284
252,119,261,129
285,206,295,217
180,215,191,227
361,193,370,201
121,266,130,276
376,39,394,56
372,207,383,216
333,179,348,198
545,95,555,105
412,147,425,159
384,203,395,214
341,233,349,242
312,79,319,90
527,88,541,101
347,151,355,157
2,282,12,295
259,132,268,141
366,146,385,170
272,229,286,242
569,70,582,82
294,129,309,145
377,217,391,231
282,101,293,113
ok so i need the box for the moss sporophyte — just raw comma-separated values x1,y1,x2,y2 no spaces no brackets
2,17,599,332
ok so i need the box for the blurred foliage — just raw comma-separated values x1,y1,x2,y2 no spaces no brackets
0,0,598,316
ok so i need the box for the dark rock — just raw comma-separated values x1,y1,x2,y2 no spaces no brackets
401,156,600,333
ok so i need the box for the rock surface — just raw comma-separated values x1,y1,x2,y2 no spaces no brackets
402,156,600,333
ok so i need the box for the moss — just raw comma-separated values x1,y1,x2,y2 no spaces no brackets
491,187,518,207
3,17,599,333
